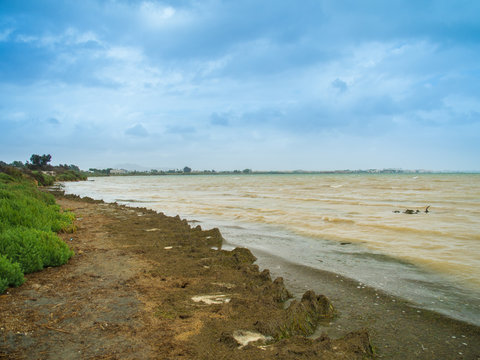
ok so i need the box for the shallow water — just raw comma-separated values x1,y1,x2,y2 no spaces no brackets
62,173,480,325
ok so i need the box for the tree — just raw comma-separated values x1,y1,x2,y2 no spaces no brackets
10,161,25,168
29,154,52,168
183,166,192,173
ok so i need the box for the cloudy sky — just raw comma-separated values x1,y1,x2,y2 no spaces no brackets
1,1,479,171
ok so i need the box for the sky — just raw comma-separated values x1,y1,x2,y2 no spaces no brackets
1,0,479,171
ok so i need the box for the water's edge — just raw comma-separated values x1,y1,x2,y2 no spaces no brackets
62,176,480,326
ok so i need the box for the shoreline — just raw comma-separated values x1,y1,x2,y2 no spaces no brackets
217,225,480,327
62,172,480,323
1,193,479,359
247,247,480,358
0,193,373,359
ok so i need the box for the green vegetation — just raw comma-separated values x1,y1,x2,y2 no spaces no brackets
4,153,88,183
88,168,112,176
0,254,24,293
30,170,56,186
29,154,52,169
0,165,75,294
55,170,87,182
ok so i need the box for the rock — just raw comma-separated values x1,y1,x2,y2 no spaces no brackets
273,330,373,358
232,247,257,264
300,291,335,318
202,228,224,248
263,277,292,303
219,332,238,348
259,269,272,282
278,290,335,338
255,290,335,340
241,264,260,277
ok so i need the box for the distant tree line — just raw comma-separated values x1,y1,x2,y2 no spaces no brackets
3,154,87,184
89,167,257,176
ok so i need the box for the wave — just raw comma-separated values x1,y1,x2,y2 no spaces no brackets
321,216,355,225
359,222,450,237
115,198,155,203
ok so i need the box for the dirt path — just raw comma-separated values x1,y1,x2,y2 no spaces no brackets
0,198,158,359
0,196,372,359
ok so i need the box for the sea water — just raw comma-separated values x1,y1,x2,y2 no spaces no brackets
62,174,480,325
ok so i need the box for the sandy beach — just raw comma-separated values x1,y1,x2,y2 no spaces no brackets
1,194,479,359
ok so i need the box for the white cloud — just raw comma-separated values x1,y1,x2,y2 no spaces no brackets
0,28,13,41
15,34,38,43
13,27,101,47
106,46,144,63
139,2,176,27
63,28,101,45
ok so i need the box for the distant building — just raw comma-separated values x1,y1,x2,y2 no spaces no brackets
110,169,128,175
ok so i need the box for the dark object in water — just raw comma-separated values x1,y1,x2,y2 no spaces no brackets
394,206,430,214
404,209,420,214
340,242,351,245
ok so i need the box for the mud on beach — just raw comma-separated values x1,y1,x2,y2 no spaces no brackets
0,194,372,359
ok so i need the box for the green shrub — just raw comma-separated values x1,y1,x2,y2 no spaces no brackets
0,173,15,184
0,254,24,289
30,171,55,186
0,183,74,232
0,178,75,293
0,165,24,182
0,227,44,273
56,170,87,182
0,227,73,273
0,278,8,294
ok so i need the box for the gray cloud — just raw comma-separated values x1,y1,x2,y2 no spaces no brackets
125,123,149,137
166,125,196,134
210,112,230,126
46,117,61,125
331,78,348,93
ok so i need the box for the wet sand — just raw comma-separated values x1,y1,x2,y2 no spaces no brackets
1,194,479,359
252,250,480,359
